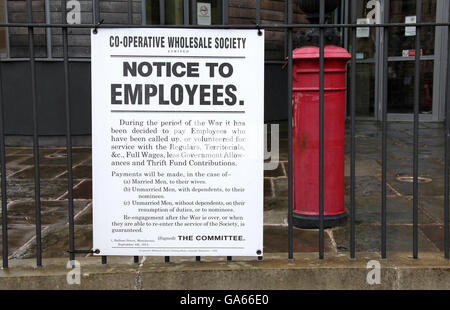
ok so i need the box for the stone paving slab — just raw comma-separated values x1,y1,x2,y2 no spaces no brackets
74,204,92,225
0,224,37,257
273,178,288,197
332,224,440,253
56,165,92,180
59,179,92,200
264,197,287,225
0,180,69,201
0,200,89,225
344,176,397,196
19,152,91,167
419,224,446,251
388,176,444,197
386,158,444,176
418,196,446,222
263,164,285,178
345,158,381,176
264,226,334,253
344,196,435,225
0,200,91,259
10,165,68,180
17,224,93,259
3,156,32,177
11,148,64,156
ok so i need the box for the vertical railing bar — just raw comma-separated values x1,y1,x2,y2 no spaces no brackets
183,0,189,25
61,1,65,24
94,0,99,25
128,0,133,24
339,0,344,46
284,0,288,59
44,0,52,59
343,0,349,50
256,12,263,256
412,0,421,260
160,0,166,264
374,12,381,121
91,0,95,24
445,0,450,260
159,0,165,25
0,0,6,268
141,0,146,25
287,0,293,261
381,0,390,260
0,45,7,269
61,0,75,263
222,0,229,25
193,1,206,262
222,0,230,25
318,0,325,261
343,0,349,120
256,0,261,24
3,0,10,59
191,0,197,25
349,0,357,260
27,0,42,268
94,0,104,266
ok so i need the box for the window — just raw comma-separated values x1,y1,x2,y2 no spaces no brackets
389,0,436,57
145,0,223,25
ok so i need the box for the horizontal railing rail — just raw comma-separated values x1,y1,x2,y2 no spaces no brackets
0,22,449,28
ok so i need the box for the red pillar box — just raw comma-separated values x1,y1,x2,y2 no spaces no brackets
292,46,351,229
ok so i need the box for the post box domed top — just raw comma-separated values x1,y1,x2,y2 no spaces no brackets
292,46,351,60
297,0,341,14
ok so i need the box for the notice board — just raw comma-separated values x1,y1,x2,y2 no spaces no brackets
91,28,264,256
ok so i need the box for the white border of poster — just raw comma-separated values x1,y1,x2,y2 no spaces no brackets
91,28,264,257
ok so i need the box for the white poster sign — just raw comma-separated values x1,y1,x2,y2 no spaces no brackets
91,28,264,257
197,2,211,25
405,16,416,36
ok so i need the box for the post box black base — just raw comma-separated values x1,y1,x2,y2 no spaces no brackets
293,212,347,229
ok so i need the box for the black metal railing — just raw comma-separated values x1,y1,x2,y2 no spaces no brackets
0,0,449,269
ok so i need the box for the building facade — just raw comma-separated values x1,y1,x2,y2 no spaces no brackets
0,0,448,136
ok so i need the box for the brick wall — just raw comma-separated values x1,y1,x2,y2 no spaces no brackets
229,0,308,60
8,0,47,57
6,0,307,59
8,0,143,58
